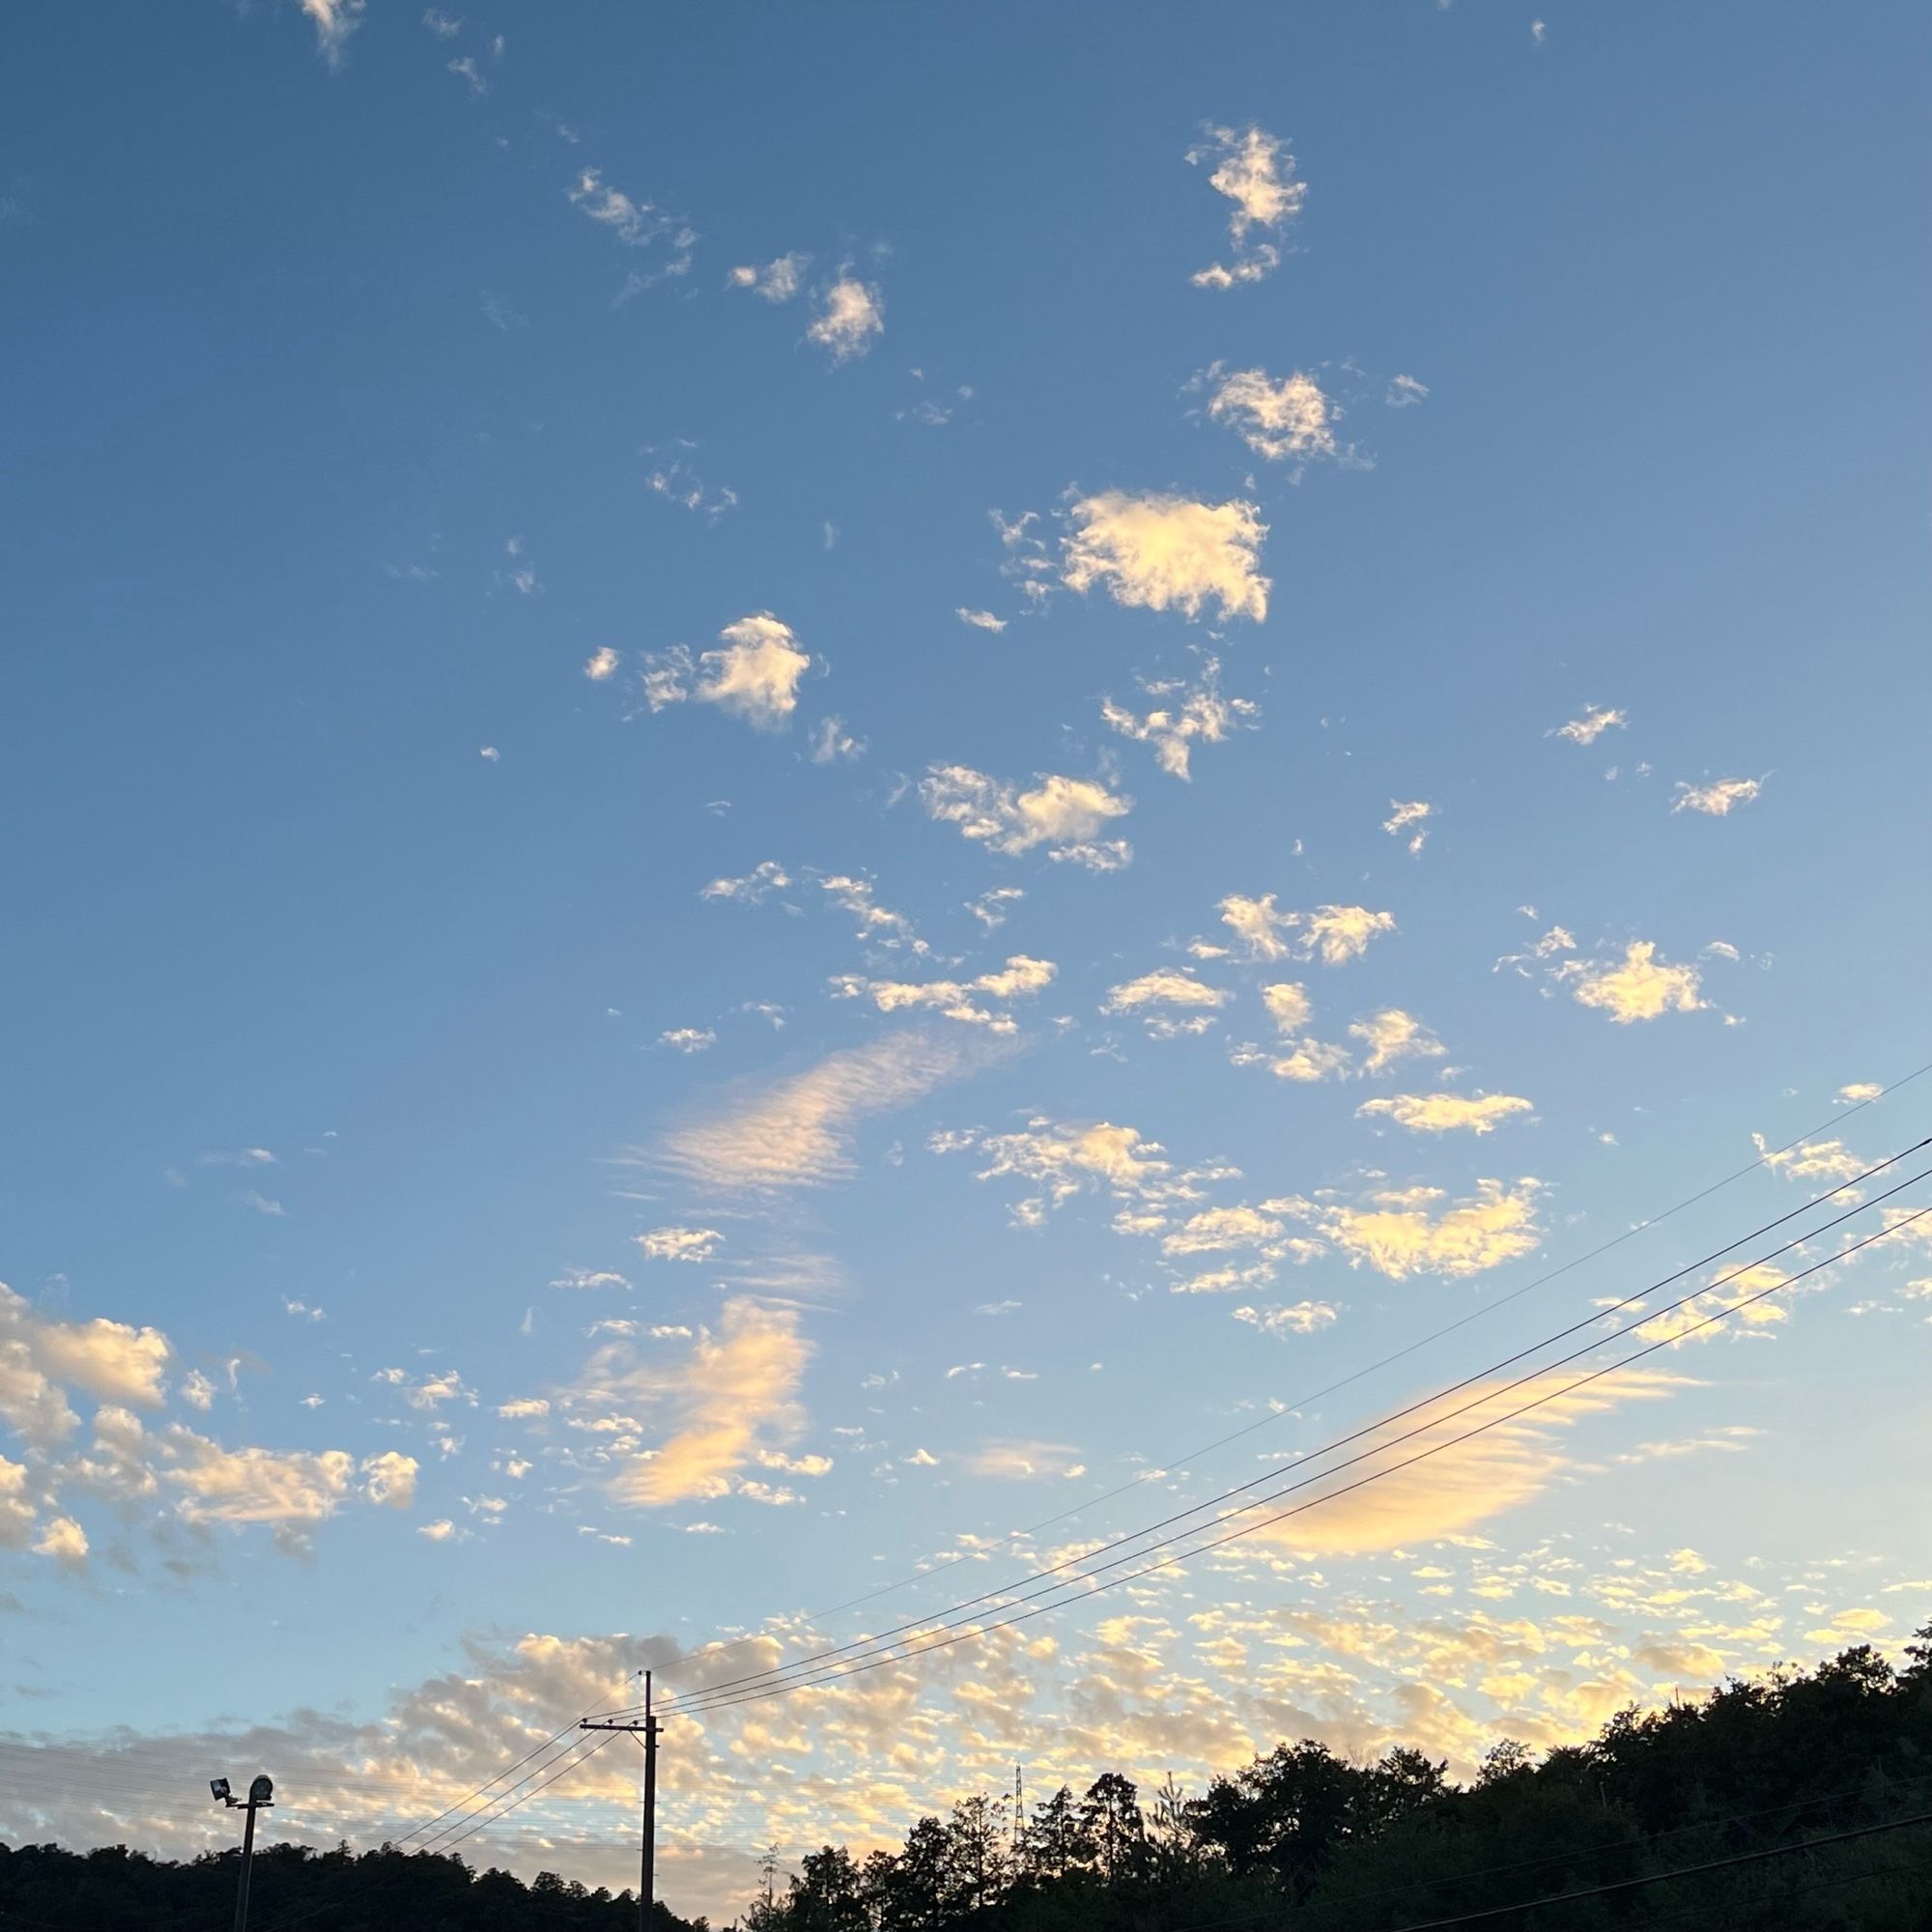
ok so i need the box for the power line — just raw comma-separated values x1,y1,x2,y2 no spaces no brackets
655,1155,1927,1717
666,1197,1929,1716
1358,1807,1932,1931
582,1062,1932,1697
1167,1771,1932,1931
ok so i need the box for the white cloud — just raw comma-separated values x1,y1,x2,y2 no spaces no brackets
696,613,811,729
1261,982,1313,1034
1103,970,1229,1020
831,956,1055,1034
1218,895,1397,965
1063,492,1269,623
1101,657,1258,780
1835,1083,1883,1105
808,276,885,362
809,716,866,764
0,1284,171,1449
700,860,790,904
659,1028,716,1054
966,887,1025,931
576,1298,813,1508
1672,777,1764,816
727,253,808,301
658,1031,994,1191
33,1516,88,1568
1383,799,1434,855
1204,366,1337,461
1290,1179,1545,1280
567,168,683,253
635,1227,724,1264
1358,1093,1535,1135
549,1270,629,1293
1232,1302,1338,1338
816,873,923,951
1350,1009,1446,1076
299,0,365,67
920,766,1132,868
967,1439,1087,1481
1187,124,1304,289
948,1118,1189,1228
1556,942,1706,1024
956,608,1008,633
1552,705,1626,745
1231,1037,1354,1084
583,647,619,681
1386,373,1430,408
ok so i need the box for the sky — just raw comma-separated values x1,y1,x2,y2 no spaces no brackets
2,0,1929,1917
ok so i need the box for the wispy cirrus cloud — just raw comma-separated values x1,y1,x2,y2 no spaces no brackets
654,1031,1003,1192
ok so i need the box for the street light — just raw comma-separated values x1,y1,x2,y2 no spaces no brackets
212,1771,274,1932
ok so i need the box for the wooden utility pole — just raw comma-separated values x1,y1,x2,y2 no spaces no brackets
582,1671,663,1932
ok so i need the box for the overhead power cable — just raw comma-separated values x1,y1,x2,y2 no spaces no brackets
582,1061,1932,1696
1358,1806,1932,1931
1165,1771,1932,1931
648,1149,1926,1717
663,1194,1929,1716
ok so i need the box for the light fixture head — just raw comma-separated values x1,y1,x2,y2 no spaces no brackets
211,1777,232,1804
248,1775,274,1805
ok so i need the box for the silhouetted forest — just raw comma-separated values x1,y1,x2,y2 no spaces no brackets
4,1625,1927,1930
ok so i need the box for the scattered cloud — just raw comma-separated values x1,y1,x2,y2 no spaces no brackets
1556,942,1706,1024
1232,1301,1338,1338
1383,799,1434,855
809,716,866,764
920,766,1132,869
635,1227,724,1264
808,275,885,362
1386,373,1430,408
699,860,791,904
1350,1009,1447,1076
1552,705,1626,745
1203,365,1337,461
1288,1178,1544,1280
1103,969,1230,1018
1187,124,1303,289
1101,657,1259,780
1063,492,1269,623
727,254,808,302
583,646,619,681
956,608,1008,633
1218,895,1397,966
659,1028,717,1054
1672,777,1764,817
1358,1093,1535,1135
299,0,365,68
832,955,1055,1034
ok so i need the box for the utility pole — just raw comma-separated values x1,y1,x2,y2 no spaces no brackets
582,1670,663,1932
1011,1764,1023,1860
210,1773,273,1932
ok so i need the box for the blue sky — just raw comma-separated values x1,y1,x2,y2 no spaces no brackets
3,0,1928,1913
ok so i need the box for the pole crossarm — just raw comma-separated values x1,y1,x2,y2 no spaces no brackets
582,1672,663,1932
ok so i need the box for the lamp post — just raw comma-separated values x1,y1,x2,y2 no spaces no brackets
212,1774,274,1932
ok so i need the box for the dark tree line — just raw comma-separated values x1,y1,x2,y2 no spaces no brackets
5,1624,1928,1929
749,1623,1932,1932
0,1837,707,1932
